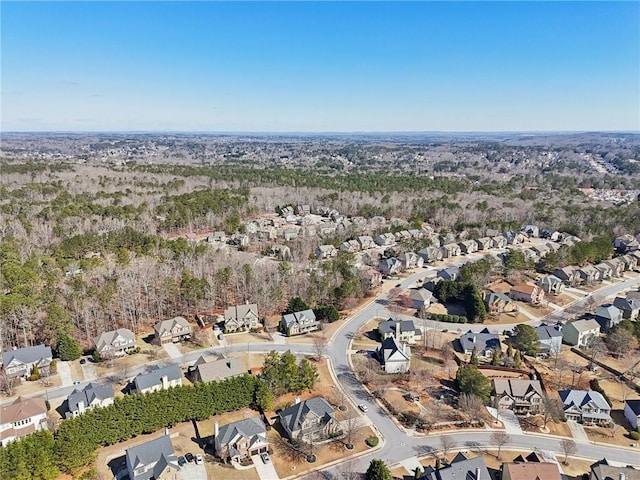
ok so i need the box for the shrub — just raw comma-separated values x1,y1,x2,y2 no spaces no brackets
629,431,640,440
365,436,379,447
589,379,613,407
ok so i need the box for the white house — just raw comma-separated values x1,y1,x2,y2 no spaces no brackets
0,396,48,446
562,319,601,347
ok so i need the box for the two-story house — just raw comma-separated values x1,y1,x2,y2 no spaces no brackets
315,244,338,260
377,336,411,373
559,390,612,426
134,365,182,394
554,266,579,286
440,243,461,258
153,317,192,345
537,275,565,295
1,345,53,379
280,309,319,336
214,417,268,462
624,399,640,430
424,453,491,480
509,283,544,304
93,328,136,357
188,356,246,383
126,434,180,480
578,265,600,285
357,236,375,250
492,379,543,414
418,246,443,264
613,295,640,320
409,288,433,309
562,319,601,347
535,324,563,353
589,459,640,480
483,292,517,313
379,257,403,276
459,240,479,255
457,329,501,357
64,383,114,419
399,251,424,270
594,304,623,332
223,303,260,332
278,397,339,443
0,396,48,446
378,320,419,343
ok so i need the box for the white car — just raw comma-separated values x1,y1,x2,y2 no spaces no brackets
358,404,368,412
195,454,203,465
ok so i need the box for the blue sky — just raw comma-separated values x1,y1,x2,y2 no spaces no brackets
2,1,639,132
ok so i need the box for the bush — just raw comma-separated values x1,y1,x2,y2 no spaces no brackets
589,379,613,407
426,313,467,324
365,436,379,447
629,431,640,440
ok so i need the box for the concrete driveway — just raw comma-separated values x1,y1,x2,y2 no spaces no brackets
163,342,182,360
80,362,97,381
57,361,73,387
567,420,590,444
252,454,279,480
181,460,207,480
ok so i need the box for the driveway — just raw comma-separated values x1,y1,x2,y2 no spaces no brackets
498,409,524,435
57,361,73,387
567,420,590,444
80,362,97,381
163,342,182,360
181,460,207,480
252,454,279,480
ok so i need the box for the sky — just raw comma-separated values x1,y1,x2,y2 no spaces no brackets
1,1,639,132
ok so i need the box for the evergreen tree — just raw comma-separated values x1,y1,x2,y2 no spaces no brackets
511,324,540,356
56,332,82,361
365,459,393,480
513,350,523,368
255,381,274,411
284,296,310,314
470,347,479,366
456,365,491,402
491,348,501,366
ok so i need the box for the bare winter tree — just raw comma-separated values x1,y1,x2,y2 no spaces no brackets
560,438,577,465
311,332,328,361
585,336,606,371
439,434,457,461
458,393,484,423
490,431,511,460
0,371,17,396
342,416,360,450
541,394,564,428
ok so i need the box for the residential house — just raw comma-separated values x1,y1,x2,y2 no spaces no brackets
535,324,563,353
594,262,613,281
438,266,460,281
282,226,299,241
377,336,411,373
502,462,562,480
541,229,561,241
269,244,291,261
562,319,601,347
559,390,612,425
207,231,227,243
280,309,319,336
440,243,461,258
491,236,507,249
361,251,379,267
93,328,136,357
561,234,582,246
244,221,258,236
1,345,53,379
614,234,640,254
223,303,260,332
409,288,433,310
279,206,294,217
554,266,579,285
624,399,640,430
339,240,360,253
0,396,48,446
589,459,640,480
360,268,382,290
153,317,192,345
457,329,501,357
134,365,182,394
621,254,639,272
483,292,517,314
531,244,550,258
594,304,623,332
399,251,424,270
214,417,268,462
188,356,246,383
613,295,640,320
395,230,412,242
278,397,339,442
504,231,526,245
296,204,311,216
64,383,114,419
604,258,625,277
492,379,543,414
256,226,277,240
408,229,424,239
537,275,565,295
315,244,338,260
374,233,396,247
509,283,544,304
522,225,540,238
379,257,403,276
476,237,492,251
418,246,443,263
520,248,539,264
357,235,375,250
231,234,249,248
126,434,180,480
378,320,419,343
459,239,478,255
423,452,490,480
578,265,600,285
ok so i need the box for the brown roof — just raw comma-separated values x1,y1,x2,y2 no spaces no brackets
503,462,562,480
511,284,536,295
0,396,47,423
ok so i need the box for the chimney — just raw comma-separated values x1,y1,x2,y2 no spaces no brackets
619,474,626,480
77,400,85,413
471,335,476,343
161,375,169,389
395,322,401,341
294,396,301,405
214,421,219,437
475,467,481,480
165,426,170,436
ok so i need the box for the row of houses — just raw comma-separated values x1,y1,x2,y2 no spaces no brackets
594,291,640,331
553,251,640,286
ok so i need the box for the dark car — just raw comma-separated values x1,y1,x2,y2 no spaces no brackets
395,283,402,287
185,452,195,463
79,358,87,365
178,456,186,466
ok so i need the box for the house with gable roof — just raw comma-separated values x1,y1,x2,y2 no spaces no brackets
377,336,411,373
214,417,268,462
423,452,491,480
278,396,339,442
509,283,544,304
223,303,260,332
153,317,192,345
64,383,114,418
457,329,501,357
537,275,565,295
126,434,180,480
188,356,246,383
134,365,182,394
492,378,543,414
624,399,640,430
563,319,601,347
594,304,623,332
559,390,612,426
483,292,517,314
613,295,640,319
0,396,48,446
1,345,53,379
93,328,136,357
589,459,640,480
280,309,319,336
535,324,563,353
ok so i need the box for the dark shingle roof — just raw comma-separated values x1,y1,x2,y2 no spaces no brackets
217,417,266,445
1,345,52,367
67,383,114,413
278,397,334,434
135,365,182,390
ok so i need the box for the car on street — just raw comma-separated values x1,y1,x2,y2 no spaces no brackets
178,456,186,466
185,452,194,463
358,404,368,412
79,358,87,364
195,454,203,465
73,380,81,385
395,283,402,287
261,452,270,463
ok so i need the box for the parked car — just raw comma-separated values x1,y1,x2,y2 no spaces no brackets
358,404,369,412
261,452,270,463
178,456,186,466
79,358,87,365
195,454,203,465
185,452,194,463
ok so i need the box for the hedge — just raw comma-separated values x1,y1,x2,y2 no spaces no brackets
426,313,468,324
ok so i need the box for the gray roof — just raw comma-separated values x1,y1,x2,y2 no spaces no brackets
590,459,640,480
613,296,640,312
595,304,623,321
493,379,543,398
424,452,490,480
378,319,417,335
126,435,179,480
626,399,640,415
194,358,245,383
410,288,433,302
559,390,610,411
378,336,411,364
282,309,316,329
67,383,114,412
278,397,335,434
566,318,600,333
217,417,266,446
535,324,563,341
1,344,52,367
224,304,258,322
93,328,135,351
458,329,500,353
153,316,191,336
135,365,182,390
